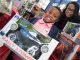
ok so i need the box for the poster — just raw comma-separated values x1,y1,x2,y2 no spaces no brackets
54,33,80,60
62,22,80,41
72,46,80,60
74,33,80,45
0,14,59,60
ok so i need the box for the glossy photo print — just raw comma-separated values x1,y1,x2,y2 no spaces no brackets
72,46,80,60
74,33,80,45
1,14,58,60
54,33,79,60
18,0,34,16
6,18,52,59
63,22,80,38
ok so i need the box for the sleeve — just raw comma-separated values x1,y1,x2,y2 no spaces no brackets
29,17,41,24
48,26,59,39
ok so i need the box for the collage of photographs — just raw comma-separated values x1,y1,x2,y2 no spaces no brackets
0,0,80,60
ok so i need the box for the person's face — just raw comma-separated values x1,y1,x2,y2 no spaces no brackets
24,14,30,20
43,7,60,23
65,4,75,18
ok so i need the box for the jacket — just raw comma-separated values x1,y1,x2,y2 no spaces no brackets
29,17,59,39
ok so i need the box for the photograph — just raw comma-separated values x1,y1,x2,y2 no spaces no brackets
63,22,80,37
0,14,59,60
74,33,80,45
18,0,34,16
6,18,52,59
54,33,77,60
0,0,13,14
72,46,80,60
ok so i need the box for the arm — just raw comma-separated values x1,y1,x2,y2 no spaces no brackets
48,26,59,39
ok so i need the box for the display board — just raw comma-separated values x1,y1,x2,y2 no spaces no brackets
0,14,59,60
62,22,80,41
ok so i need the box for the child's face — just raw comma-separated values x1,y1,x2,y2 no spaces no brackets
65,4,75,18
43,7,60,23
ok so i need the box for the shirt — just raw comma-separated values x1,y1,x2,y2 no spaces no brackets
33,18,53,37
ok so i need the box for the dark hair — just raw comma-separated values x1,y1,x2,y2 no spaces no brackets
54,6,62,16
48,6,61,15
55,6,62,21
54,6,62,21
54,2,80,30
63,2,79,18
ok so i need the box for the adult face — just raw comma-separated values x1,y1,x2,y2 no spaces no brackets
65,4,75,18
43,7,60,23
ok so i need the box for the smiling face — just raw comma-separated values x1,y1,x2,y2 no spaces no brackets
43,7,60,23
65,4,75,18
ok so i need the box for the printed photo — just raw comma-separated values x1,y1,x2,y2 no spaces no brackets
74,33,80,45
72,46,80,60
54,33,77,60
18,1,34,16
6,18,51,59
0,0,13,14
1,14,59,60
63,22,80,37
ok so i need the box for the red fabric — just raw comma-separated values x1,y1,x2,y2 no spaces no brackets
0,14,10,29
0,8,18,60
0,7,22,60
12,53,22,60
0,7,18,29
49,44,65,60
49,53,59,60
0,46,11,60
